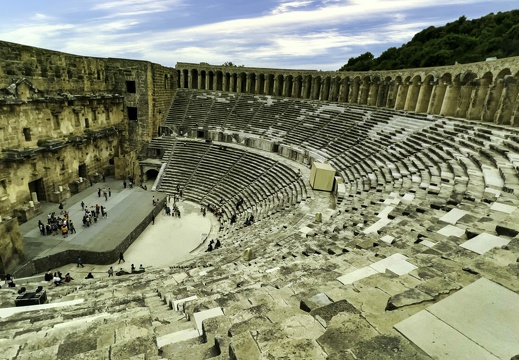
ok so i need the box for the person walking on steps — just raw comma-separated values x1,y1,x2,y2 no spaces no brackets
77,256,84,268
118,252,125,264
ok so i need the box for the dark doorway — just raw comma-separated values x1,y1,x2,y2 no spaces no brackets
145,169,159,182
78,164,87,179
197,130,205,138
28,178,46,202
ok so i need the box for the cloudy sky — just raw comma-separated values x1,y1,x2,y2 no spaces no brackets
0,0,516,70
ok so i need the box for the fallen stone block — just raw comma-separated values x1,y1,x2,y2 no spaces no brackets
300,293,333,313
310,299,359,324
229,331,261,360
385,288,434,311
496,223,519,237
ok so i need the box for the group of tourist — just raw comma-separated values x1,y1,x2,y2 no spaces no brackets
206,239,222,252
97,186,111,201
38,210,76,238
81,203,108,227
44,270,74,286
107,264,145,277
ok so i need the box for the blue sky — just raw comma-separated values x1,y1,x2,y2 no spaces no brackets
0,0,516,70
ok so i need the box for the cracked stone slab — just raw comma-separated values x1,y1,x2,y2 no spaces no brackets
395,278,519,359
385,288,434,311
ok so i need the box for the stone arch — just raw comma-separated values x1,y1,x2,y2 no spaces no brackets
200,70,207,90
258,74,265,95
207,71,214,91
190,69,198,89
267,74,275,95
275,74,284,96
224,73,231,92
182,69,189,88
249,73,257,94
143,168,159,182
216,71,223,91
231,73,238,92
238,72,247,93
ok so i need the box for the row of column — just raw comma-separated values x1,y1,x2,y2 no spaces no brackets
177,69,519,125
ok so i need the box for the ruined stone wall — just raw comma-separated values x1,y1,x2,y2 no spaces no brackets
0,218,24,274
0,41,176,216
176,58,519,125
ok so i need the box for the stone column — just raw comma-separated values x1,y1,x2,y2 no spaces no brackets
404,81,420,112
348,80,360,104
394,82,408,110
427,82,446,115
386,80,399,109
367,81,380,107
494,76,519,125
415,81,433,114
338,78,349,103
440,83,461,117
481,79,503,122
466,79,489,120
455,83,474,119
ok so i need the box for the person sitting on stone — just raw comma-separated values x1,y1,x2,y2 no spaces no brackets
206,243,213,252
53,275,62,286
215,239,221,249
85,272,94,279
5,274,15,288
44,269,53,282
64,273,74,283
139,264,145,272
131,264,136,273
116,267,130,276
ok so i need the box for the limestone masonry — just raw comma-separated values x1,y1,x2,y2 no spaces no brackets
0,40,518,359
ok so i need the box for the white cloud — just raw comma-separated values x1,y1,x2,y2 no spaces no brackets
0,0,510,71
271,1,314,15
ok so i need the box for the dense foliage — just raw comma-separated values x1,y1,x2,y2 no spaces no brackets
339,10,519,71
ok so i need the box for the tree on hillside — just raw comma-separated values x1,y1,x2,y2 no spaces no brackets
339,10,519,71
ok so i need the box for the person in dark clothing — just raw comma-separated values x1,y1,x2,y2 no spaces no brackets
44,270,53,282
118,252,125,264
85,272,94,279
215,239,221,249
77,256,84,267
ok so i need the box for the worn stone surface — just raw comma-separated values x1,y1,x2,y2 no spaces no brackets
385,288,434,311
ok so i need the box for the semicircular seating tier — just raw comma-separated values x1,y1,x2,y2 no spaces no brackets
145,137,307,229
4,88,519,359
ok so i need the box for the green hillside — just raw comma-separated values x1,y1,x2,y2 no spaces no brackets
339,10,519,71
